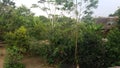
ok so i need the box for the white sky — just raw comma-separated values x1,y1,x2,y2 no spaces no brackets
14,0,120,17
93,0,120,17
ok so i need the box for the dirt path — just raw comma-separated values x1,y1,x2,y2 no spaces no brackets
22,57,55,68
0,44,6,68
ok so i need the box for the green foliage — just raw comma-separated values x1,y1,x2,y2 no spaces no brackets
4,26,29,68
39,16,50,23
47,23,75,64
105,28,120,66
77,23,106,68
4,46,25,68
5,26,30,52
0,1,119,68
4,63,25,68
29,21,48,40
0,5,35,41
0,0,15,6
55,0,66,5
0,0,15,40
57,16,75,23
28,21,76,64
33,22,107,68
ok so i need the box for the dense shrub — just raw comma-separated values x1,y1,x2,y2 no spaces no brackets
4,46,25,68
34,23,107,68
1,5,119,67
29,39,50,56
2,3,115,68
47,22,75,64
105,28,120,66
4,26,29,68
77,24,107,68
5,26,30,52
29,22,48,40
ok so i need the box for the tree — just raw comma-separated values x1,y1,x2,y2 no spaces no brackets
31,1,98,68
0,0,15,15
0,0,15,40
0,4,35,41
32,0,98,22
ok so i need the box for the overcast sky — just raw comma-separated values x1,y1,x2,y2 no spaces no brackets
14,0,120,17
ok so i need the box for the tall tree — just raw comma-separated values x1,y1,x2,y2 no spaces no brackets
31,0,98,23
0,0,15,15
0,0,15,40
32,1,98,68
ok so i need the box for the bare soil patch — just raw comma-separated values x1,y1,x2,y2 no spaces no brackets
22,56,55,68
0,45,6,68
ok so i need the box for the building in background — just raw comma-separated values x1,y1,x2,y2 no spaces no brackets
95,16,119,36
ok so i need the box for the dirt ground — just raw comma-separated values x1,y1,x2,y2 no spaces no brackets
0,46,6,68
22,57,55,68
